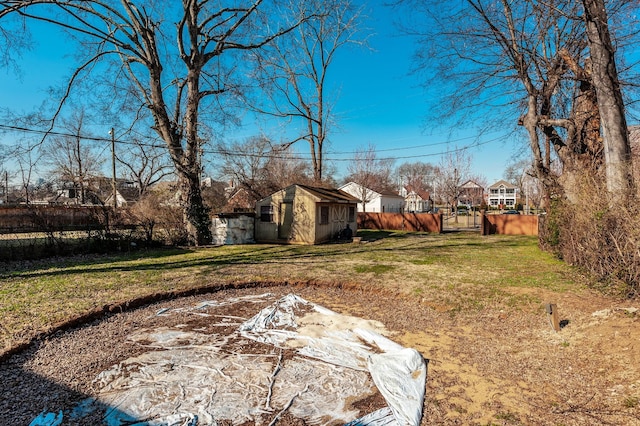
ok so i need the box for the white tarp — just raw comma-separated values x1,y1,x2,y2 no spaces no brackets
239,294,427,425
30,293,427,426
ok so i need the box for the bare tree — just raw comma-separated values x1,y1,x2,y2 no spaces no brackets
216,136,312,202
504,158,543,211
201,180,228,214
116,137,173,197
43,110,104,204
401,0,638,207
0,149,8,203
251,0,365,183
436,148,472,222
396,161,438,193
581,0,634,199
344,144,395,212
0,1,315,245
15,141,41,204
504,159,530,191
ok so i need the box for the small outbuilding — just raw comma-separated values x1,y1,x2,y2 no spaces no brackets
211,212,255,245
255,184,359,245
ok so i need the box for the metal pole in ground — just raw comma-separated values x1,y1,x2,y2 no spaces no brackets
109,127,117,210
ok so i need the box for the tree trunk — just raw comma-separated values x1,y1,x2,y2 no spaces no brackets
582,0,634,200
179,170,211,246
521,94,556,210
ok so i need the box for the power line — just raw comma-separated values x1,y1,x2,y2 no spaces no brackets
0,123,500,162
0,123,165,148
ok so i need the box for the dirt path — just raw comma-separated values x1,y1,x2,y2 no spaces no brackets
1,283,639,425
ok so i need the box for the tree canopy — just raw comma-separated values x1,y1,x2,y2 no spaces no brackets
0,0,322,244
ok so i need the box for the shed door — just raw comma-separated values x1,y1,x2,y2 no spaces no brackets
278,202,293,239
330,205,347,237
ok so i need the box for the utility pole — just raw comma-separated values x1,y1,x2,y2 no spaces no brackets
454,168,459,224
3,170,7,204
109,128,117,210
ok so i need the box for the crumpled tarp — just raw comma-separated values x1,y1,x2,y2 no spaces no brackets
239,294,427,425
30,293,427,426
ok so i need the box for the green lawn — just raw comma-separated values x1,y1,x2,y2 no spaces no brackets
0,231,586,354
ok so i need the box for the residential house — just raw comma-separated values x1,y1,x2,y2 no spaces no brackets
41,176,142,207
400,185,432,213
221,179,257,214
487,180,518,209
100,179,141,207
339,182,405,213
255,184,359,245
458,180,484,207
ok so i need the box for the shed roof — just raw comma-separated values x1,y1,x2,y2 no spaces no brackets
296,184,361,203
259,184,361,204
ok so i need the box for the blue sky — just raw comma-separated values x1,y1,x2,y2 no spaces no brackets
323,3,518,183
0,2,521,185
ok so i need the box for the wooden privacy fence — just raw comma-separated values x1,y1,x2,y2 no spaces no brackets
358,212,443,233
357,211,539,236
0,205,109,234
480,212,539,236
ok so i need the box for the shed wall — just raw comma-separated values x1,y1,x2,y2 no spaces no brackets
255,186,358,245
255,186,316,244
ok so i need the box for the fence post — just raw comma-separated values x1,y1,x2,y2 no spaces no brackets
545,303,560,332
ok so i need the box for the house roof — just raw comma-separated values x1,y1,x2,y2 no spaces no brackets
379,189,405,198
404,185,430,200
223,187,255,212
488,179,517,189
460,180,484,190
338,182,377,197
339,182,404,200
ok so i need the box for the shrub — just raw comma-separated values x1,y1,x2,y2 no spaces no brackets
540,176,640,298
130,193,188,246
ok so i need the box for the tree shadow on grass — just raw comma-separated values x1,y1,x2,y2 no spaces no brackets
2,233,538,282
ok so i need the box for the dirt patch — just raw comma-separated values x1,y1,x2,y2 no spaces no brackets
1,283,639,425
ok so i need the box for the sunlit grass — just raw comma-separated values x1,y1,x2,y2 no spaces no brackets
0,231,589,353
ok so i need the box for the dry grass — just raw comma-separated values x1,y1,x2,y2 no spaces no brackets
0,232,578,353
1,231,640,425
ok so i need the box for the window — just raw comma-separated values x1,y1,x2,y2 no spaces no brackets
260,205,274,222
348,206,355,222
319,205,329,224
